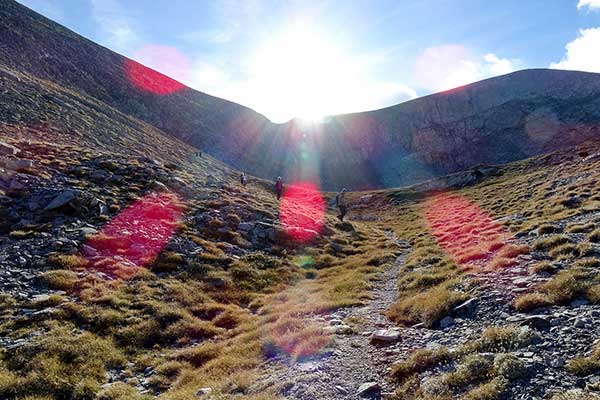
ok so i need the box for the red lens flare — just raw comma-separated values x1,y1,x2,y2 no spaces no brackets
85,192,183,271
280,182,325,243
424,192,513,268
125,45,189,95
265,315,331,360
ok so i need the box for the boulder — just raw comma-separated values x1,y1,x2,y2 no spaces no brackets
153,181,168,191
326,324,353,334
452,298,477,317
195,388,212,398
335,222,355,232
45,190,78,210
0,157,34,171
137,157,161,166
439,316,455,329
171,177,187,186
329,242,344,253
570,298,589,307
31,294,50,302
237,222,253,232
0,141,20,156
9,179,25,191
357,382,380,397
370,329,400,343
520,315,551,332
90,169,111,182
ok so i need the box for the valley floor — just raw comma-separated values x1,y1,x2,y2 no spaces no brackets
1,132,600,400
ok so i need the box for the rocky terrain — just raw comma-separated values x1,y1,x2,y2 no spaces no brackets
0,132,403,400
2,0,600,189
0,2,599,399
1,88,599,400
246,141,600,400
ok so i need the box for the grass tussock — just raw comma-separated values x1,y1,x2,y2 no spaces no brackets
388,282,468,328
0,325,125,399
514,292,552,312
40,269,78,291
389,325,533,399
533,235,571,251
48,253,90,270
589,229,600,243
391,347,452,383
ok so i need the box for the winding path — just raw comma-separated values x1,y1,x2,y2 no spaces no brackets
257,231,419,399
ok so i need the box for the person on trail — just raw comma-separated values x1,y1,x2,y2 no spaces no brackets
240,172,247,187
275,176,283,200
336,188,348,221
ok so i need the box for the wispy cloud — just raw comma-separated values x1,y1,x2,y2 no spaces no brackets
550,27,600,72
577,0,600,11
177,0,264,45
413,45,516,92
90,0,139,54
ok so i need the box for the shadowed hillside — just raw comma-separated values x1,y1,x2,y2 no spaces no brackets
2,1,600,190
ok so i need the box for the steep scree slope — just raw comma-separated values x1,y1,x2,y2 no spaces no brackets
2,0,600,189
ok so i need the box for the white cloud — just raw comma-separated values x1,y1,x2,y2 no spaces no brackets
577,0,600,10
550,27,600,72
90,0,139,54
484,53,515,75
414,45,516,92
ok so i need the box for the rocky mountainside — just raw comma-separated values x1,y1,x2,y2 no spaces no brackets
2,2,600,400
2,0,600,190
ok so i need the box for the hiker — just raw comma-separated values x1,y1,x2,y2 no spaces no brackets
275,176,283,200
336,188,348,221
240,172,248,187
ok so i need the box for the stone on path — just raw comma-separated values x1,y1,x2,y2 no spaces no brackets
370,329,400,343
327,324,353,334
357,382,381,397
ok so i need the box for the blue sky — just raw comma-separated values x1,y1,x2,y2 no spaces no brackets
18,0,600,122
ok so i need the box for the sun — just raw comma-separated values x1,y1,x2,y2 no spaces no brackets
248,27,356,123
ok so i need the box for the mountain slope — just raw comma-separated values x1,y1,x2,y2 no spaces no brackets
0,0,270,160
2,0,600,191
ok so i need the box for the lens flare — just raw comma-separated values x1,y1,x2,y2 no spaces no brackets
424,192,512,268
85,192,183,273
293,254,315,268
280,182,325,243
124,45,189,95
265,315,331,360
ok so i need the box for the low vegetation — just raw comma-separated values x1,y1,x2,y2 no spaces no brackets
0,155,399,399
379,142,600,397
390,325,537,399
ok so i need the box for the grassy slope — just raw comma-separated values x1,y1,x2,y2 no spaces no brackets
363,139,600,399
0,67,399,399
